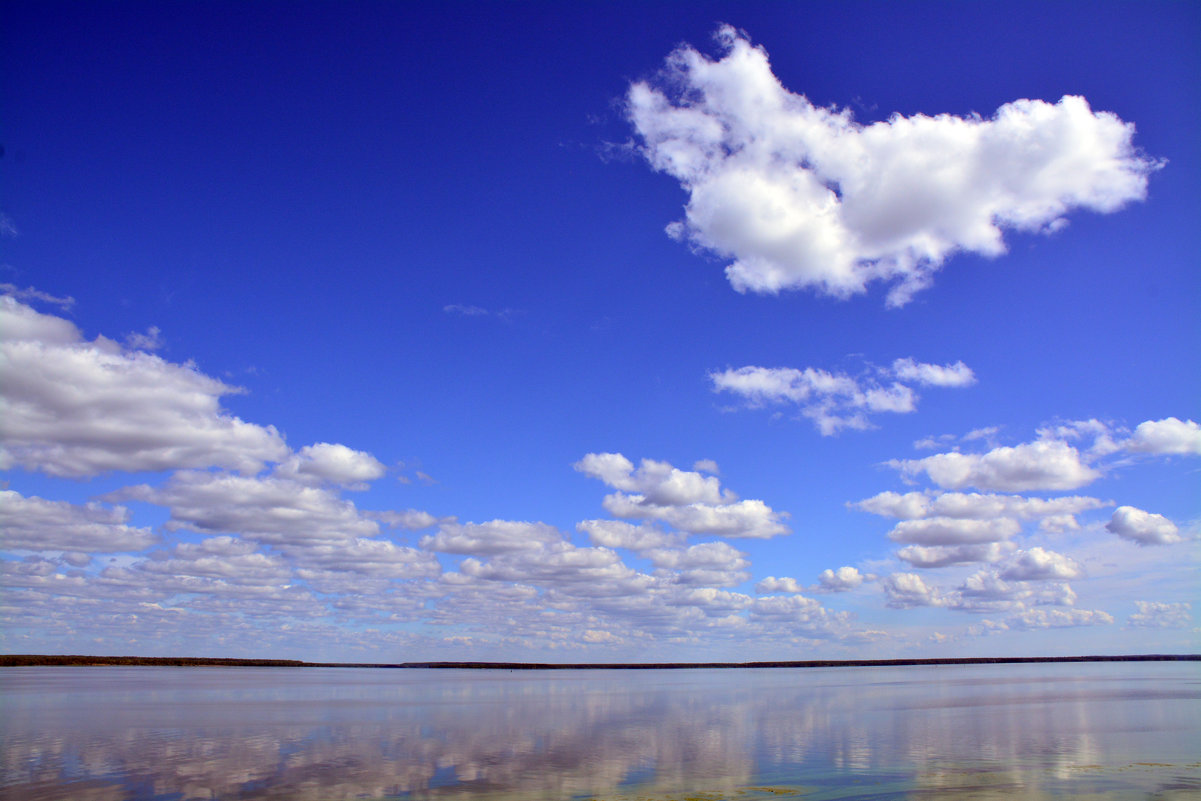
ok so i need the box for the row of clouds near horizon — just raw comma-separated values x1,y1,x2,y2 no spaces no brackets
1,291,1195,657
1,25,1195,660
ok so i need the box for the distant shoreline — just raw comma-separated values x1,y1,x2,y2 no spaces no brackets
2,653,1198,669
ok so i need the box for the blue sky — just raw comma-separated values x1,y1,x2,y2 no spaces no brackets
2,1,1198,661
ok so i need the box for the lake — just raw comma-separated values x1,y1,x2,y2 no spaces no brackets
1,662,1198,800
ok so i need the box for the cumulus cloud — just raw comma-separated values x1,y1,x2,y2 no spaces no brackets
274,442,387,488
421,520,564,555
887,517,1020,545
1128,600,1191,628
816,566,865,591
710,357,973,435
112,471,380,547
628,26,1158,306
997,547,1083,581
897,541,1015,569
880,572,943,608
889,440,1100,491
1124,417,1201,455
0,296,288,477
1105,506,1182,546
0,490,157,553
577,520,683,552
855,490,1107,521
577,453,789,538
1005,607,1114,629
756,576,803,594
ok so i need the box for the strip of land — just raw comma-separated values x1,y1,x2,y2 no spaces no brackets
2,654,1197,668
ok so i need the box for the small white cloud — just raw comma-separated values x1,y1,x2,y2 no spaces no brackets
816,565,864,592
1128,601,1191,628
1105,506,1182,546
274,442,387,488
998,547,1083,581
711,357,973,435
756,576,803,594
628,26,1159,306
881,572,943,608
124,325,164,351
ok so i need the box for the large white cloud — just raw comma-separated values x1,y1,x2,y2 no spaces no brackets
1105,506,1182,546
0,296,287,477
889,440,1100,491
1124,417,1201,455
855,490,1108,521
0,490,157,553
273,442,387,488
711,357,973,435
628,26,1158,305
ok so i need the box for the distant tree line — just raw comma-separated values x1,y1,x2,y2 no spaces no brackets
2,653,1197,668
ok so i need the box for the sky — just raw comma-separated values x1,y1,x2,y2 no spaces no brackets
1,0,1198,662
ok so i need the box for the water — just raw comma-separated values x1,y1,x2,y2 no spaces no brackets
1,662,1198,800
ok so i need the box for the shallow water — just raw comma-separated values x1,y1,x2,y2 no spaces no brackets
1,662,1198,800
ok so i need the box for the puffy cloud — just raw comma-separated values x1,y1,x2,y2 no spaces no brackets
890,358,976,388
1005,607,1114,629
1105,506,1182,546
421,520,564,555
578,453,790,539
1124,417,1201,456
816,566,865,592
1128,601,1191,628
887,516,1020,545
601,493,789,539
998,547,1083,581
274,442,387,488
897,541,1015,569
0,490,157,553
889,440,1100,491
373,509,442,530
854,490,1107,521
577,520,682,552
628,27,1158,306
574,453,729,505
710,357,972,435
756,576,803,594
880,573,942,608
0,296,287,477
112,471,380,547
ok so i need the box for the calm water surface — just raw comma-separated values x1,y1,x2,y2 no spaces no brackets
1,662,1198,800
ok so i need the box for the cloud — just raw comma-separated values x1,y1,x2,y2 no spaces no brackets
628,26,1159,306
887,517,1020,545
854,490,1108,521
1004,607,1114,629
421,520,564,555
577,453,790,538
0,490,157,553
577,520,682,552
1124,417,1201,455
897,541,1016,568
274,442,387,488
997,547,1083,581
816,566,865,592
0,296,288,477
112,471,380,547
756,576,803,594
889,440,1100,491
1127,601,1191,628
880,572,943,608
1105,506,1182,546
124,325,164,351
710,357,973,435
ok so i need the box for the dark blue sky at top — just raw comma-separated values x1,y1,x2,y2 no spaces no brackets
1,1,1198,658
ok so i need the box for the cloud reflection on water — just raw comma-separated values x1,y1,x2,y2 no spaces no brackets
1,665,1198,800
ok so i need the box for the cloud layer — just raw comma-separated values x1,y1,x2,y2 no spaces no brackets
628,26,1159,305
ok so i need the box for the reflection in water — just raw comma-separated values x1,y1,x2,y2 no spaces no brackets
1,663,1199,800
